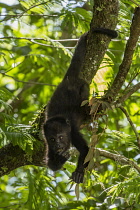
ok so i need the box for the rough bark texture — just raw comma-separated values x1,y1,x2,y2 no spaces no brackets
97,148,140,173
117,82,140,104
81,0,119,83
0,141,47,176
104,7,140,100
0,144,27,176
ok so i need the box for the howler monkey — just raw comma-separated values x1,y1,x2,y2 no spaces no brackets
44,29,117,183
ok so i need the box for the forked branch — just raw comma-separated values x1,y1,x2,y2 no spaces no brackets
97,148,140,173
119,106,140,148
104,7,140,101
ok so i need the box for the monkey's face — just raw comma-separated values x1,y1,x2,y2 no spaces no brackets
44,117,71,157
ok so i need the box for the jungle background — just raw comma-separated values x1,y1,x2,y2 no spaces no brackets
0,0,140,209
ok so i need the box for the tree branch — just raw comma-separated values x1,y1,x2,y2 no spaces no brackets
0,72,57,86
31,39,74,49
117,82,140,104
18,1,50,18
0,14,58,17
0,142,48,177
81,0,118,84
0,144,28,176
0,36,75,49
119,106,140,149
104,7,140,101
96,148,140,173
0,36,78,42
129,0,140,7
1,143,140,176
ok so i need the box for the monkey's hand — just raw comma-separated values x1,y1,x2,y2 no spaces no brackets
71,170,84,183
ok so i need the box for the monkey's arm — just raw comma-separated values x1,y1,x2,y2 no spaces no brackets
71,129,89,183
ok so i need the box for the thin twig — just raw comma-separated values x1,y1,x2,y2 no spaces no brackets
31,39,74,49
0,36,78,42
96,148,140,173
119,106,140,149
0,14,58,17
18,1,50,18
0,87,27,112
0,36,76,49
129,0,140,7
117,82,140,104
0,73,57,87
124,72,139,91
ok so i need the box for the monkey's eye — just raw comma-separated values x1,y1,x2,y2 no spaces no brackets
59,135,63,140
50,138,55,142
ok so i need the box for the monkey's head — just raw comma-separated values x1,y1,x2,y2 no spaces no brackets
43,116,71,170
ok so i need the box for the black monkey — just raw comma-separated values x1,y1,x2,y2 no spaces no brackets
44,29,117,183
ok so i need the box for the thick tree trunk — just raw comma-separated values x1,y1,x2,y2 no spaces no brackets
81,0,119,83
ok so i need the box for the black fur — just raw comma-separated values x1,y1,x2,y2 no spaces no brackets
93,28,118,38
44,28,117,183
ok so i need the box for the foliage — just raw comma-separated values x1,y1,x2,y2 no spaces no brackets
0,0,140,209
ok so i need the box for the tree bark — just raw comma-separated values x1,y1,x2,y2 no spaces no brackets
81,0,119,83
104,7,140,101
0,140,48,176
0,144,27,176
